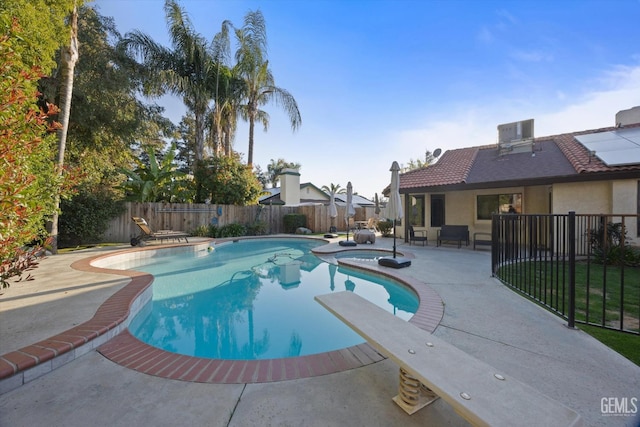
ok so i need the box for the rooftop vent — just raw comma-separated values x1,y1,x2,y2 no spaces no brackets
497,119,534,156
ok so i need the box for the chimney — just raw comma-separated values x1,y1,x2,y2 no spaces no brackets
615,106,640,127
280,168,300,205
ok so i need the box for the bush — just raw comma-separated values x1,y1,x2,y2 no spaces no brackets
218,223,246,237
245,221,268,236
589,221,640,266
58,191,125,247
283,214,306,233
378,220,394,237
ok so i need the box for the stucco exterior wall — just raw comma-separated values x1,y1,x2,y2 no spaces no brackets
523,185,550,214
552,181,611,214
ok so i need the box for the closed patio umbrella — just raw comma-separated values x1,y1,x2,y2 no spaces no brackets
339,181,357,246
378,161,411,267
329,191,338,232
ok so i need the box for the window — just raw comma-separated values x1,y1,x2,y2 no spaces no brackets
477,193,522,220
431,195,445,227
409,195,425,227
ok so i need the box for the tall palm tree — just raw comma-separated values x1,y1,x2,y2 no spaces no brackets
119,0,215,161
233,10,301,166
50,2,79,253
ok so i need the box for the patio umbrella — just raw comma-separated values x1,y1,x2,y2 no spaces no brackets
339,181,357,246
329,191,338,232
378,161,411,268
387,162,402,258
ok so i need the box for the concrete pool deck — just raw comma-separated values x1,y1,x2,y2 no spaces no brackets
1,236,638,426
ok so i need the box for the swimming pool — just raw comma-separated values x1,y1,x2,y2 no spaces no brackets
126,238,418,360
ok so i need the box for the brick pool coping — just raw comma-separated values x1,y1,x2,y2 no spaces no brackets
0,239,444,392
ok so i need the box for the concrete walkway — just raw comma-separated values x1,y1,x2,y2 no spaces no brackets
0,237,638,426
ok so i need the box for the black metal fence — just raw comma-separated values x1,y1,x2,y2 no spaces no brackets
491,212,639,335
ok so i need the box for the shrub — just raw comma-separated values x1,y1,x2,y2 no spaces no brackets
218,223,246,237
245,221,268,236
589,221,640,266
283,214,306,233
378,220,394,237
58,191,126,247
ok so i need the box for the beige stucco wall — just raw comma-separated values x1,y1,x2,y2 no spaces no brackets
523,185,550,214
552,181,611,214
406,179,638,243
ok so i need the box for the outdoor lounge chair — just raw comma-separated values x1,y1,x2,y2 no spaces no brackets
409,226,428,246
130,216,190,246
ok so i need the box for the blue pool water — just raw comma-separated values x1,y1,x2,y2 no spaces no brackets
128,239,418,360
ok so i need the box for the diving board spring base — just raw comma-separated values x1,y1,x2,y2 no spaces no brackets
392,367,440,414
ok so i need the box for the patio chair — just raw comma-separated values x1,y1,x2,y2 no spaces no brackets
130,217,190,246
366,217,380,233
409,226,428,246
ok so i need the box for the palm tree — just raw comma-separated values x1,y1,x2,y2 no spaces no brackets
267,158,301,187
233,10,301,166
50,2,79,253
119,0,215,161
321,183,346,196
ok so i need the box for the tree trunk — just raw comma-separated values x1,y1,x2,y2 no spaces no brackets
50,4,79,254
247,114,255,166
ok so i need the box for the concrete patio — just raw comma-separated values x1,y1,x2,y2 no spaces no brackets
0,237,638,426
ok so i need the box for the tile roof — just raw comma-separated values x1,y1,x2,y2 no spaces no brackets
399,122,640,192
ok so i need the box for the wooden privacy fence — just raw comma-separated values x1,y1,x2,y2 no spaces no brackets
103,202,376,243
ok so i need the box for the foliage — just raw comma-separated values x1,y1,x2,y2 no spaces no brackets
378,220,394,237
118,0,217,161
589,221,640,266
1,237,52,288
194,155,263,204
218,223,247,237
58,190,126,247
0,24,61,282
264,158,301,187
0,0,78,74
402,149,437,172
283,214,306,233
245,221,268,236
38,6,176,193
233,10,302,166
119,143,192,202
191,223,247,238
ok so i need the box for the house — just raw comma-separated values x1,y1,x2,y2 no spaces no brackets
395,107,640,244
259,168,375,207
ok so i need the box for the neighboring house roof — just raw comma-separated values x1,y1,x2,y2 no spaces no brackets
258,182,375,206
398,123,640,193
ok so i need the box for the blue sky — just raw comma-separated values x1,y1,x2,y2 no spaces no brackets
93,0,640,200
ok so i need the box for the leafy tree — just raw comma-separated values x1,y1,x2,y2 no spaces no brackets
119,144,191,202
0,23,60,286
233,10,301,166
194,155,264,205
402,149,437,172
0,0,77,74
266,158,301,187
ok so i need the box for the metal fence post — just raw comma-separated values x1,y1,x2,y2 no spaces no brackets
568,211,576,328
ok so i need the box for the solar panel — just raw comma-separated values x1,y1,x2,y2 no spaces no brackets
575,127,640,166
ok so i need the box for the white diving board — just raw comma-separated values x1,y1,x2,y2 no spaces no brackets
315,291,583,427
